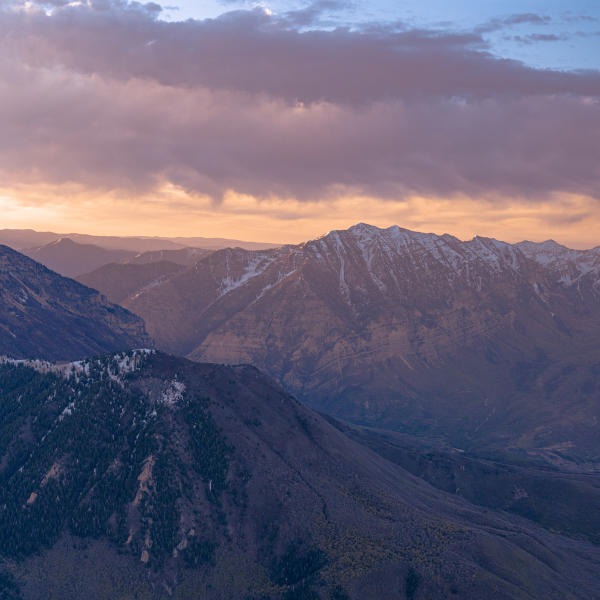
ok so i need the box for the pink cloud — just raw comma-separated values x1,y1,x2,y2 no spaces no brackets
0,1,598,203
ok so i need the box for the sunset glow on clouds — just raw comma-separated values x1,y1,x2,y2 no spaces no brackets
1,0,599,245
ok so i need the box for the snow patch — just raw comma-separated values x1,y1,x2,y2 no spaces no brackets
250,268,297,305
218,252,278,296
518,241,600,286
129,275,172,300
161,379,186,405
58,401,75,421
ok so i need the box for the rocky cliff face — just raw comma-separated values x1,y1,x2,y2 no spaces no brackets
0,245,151,360
2,351,600,599
122,224,600,465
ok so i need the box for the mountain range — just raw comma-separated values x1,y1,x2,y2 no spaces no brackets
108,223,600,467
20,237,217,279
0,229,281,254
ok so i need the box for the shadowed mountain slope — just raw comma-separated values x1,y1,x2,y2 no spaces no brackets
0,245,150,360
335,421,600,546
1,351,600,599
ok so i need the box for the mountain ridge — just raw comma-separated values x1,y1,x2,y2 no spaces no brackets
0,229,282,253
115,223,600,466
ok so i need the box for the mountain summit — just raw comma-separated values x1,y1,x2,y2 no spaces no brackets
116,224,600,466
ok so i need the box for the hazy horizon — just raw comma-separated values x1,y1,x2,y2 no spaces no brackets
2,221,599,251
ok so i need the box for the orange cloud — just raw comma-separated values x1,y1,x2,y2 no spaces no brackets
1,184,598,249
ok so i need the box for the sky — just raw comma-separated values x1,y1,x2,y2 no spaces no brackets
0,0,599,246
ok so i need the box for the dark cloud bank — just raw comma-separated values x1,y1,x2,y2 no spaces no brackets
0,0,598,202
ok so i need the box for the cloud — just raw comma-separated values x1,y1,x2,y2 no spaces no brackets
282,0,352,27
0,0,598,208
476,13,552,33
525,32,562,41
510,30,600,45
562,14,598,23
511,33,565,44
3,3,599,104
503,13,552,26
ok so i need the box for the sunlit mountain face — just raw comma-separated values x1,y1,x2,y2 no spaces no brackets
2,0,600,598
107,223,600,465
